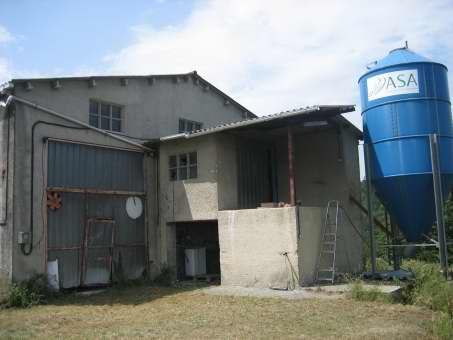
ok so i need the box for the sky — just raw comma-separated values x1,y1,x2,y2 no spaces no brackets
1,0,453,131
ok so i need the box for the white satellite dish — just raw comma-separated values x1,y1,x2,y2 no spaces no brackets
126,196,143,219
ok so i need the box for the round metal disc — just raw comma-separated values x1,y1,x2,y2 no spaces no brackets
126,196,143,219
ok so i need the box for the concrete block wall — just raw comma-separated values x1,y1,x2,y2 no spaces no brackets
12,76,246,139
218,207,299,288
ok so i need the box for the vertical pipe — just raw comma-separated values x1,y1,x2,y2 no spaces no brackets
364,144,377,275
429,134,448,279
287,126,296,206
390,218,400,270
385,211,391,265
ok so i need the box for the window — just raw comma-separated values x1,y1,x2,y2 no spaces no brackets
178,118,203,133
169,152,198,181
89,100,122,132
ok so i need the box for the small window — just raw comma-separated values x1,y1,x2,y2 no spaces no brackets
89,100,123,132
178,118,203,133
169,152,198,181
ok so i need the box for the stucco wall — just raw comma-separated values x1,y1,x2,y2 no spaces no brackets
159,135,219,264
9,102,158,281
218,207,299,288
13,76,246,139
0,106,12,280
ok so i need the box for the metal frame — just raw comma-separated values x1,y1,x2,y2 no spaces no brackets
364,134,450,278
81,218,115,286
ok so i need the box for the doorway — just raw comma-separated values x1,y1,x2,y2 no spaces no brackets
175,221,220,282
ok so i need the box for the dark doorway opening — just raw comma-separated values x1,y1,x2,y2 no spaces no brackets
175,221,220,282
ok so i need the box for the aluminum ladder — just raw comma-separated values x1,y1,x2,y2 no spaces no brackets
315,200,340,284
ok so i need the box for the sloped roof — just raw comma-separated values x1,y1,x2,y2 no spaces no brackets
4,71,256,119
161,104,361,141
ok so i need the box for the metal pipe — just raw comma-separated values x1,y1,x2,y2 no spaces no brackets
0,104,11,225
287,126,296,206
391,218,401,270
364,144,377,275
429,134,449,278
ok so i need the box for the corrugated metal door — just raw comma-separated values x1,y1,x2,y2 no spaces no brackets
46,141,146,288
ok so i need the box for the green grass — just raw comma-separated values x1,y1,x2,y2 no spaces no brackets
0,285,432,339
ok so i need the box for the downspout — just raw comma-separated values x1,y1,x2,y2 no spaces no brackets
0,103,11,225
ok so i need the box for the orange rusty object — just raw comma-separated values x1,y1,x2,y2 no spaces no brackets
47,192,62,211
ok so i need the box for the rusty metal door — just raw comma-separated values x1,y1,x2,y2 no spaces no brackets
82,218,115,286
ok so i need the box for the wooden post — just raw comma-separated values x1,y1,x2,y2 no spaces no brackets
288,126,296,206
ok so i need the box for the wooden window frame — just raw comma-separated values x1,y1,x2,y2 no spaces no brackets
169,151,198,181
89,99,123,132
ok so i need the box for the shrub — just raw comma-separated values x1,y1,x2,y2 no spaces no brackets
403,260,453,317
153,265,175,287
7,274,51,308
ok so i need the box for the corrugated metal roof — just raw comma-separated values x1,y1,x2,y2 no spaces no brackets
160,104,359,141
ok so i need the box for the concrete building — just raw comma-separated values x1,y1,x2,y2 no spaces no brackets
0,72,364,289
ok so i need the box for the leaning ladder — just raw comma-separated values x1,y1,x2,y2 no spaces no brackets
315,200,340,284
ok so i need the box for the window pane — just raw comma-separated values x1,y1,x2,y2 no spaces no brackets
189,152,197,165
179,119,185,133
169,155,177,168
169,168,177,181
186,121,193,132
189,166,197,179
101,103,110,117
112,105,121,119
89,114,99,127
89,100,99,115
179,167,187,180
179,154,188,167
111,119,121,132
101,117,110,130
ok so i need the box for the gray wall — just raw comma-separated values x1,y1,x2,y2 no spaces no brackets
12,76,246,139
158,135,219,264
9,102,158,281
218,207,300,288
0,105,12,280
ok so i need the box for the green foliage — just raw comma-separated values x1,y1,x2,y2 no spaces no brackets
403,260,453,316
348,280,391,303
7,274,51,308
432,312,453,340
152,265,175,287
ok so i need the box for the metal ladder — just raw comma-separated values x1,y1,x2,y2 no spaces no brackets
315,200,340,284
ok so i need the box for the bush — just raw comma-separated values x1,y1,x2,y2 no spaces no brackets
153,265,175,287
7,274,51,308
348,280,391,303
403,260,453,316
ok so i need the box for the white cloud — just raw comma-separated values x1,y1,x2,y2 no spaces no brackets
0,25,13,44
105,0,453,129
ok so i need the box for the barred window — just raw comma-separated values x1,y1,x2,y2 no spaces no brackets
169,152,198,181
89,100,122,132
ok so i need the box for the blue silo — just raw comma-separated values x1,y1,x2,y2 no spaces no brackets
359,47,453,242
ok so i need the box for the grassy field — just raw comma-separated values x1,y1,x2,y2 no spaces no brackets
0,285,433,339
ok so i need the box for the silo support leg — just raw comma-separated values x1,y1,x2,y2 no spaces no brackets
429,134,449,279
364,144,377,276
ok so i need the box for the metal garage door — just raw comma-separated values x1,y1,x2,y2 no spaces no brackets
46,141,146,288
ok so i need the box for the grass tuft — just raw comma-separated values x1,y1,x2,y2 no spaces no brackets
348,280,392,303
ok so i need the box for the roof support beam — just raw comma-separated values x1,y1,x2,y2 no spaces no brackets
287,126,296,206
